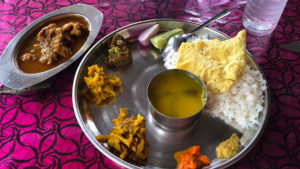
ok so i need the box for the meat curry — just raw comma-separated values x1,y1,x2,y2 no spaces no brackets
17,16,89,73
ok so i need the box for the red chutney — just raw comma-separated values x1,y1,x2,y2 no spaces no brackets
174,145,210,169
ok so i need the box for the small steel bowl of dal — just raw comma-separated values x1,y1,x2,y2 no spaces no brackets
147,69,207,130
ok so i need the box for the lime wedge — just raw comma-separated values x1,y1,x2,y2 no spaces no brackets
150,28,184,50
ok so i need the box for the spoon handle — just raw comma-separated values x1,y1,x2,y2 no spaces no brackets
190,9,231,34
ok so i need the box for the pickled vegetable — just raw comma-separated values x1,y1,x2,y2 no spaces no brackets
106,34,132,68
174,145,210,169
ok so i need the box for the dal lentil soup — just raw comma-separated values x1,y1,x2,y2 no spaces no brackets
148,70,206,118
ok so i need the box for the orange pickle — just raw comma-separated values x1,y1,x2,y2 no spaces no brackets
174,145,210,169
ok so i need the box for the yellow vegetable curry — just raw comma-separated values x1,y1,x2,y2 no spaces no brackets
83,64,122,105
96,108,149,164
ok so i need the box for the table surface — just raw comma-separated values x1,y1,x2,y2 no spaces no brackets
0,0,299,168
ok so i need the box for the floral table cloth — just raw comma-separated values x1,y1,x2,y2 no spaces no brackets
0,0,299,168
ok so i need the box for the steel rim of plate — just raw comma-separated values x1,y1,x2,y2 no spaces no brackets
0,3,103,90
72,18,271,169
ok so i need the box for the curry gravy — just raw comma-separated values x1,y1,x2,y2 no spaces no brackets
17,16,89,74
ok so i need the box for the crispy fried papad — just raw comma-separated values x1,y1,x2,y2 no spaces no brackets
176,30,247,94
96,108,149,164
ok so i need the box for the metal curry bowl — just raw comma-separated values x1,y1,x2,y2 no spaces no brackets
0,4,103,90
147,69,208,130
72,19,270,169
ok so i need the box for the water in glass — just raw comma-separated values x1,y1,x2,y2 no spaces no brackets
243,0,288,36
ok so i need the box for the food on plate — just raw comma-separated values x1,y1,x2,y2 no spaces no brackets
127,23,156,38
148,70,206,118
216,133,240,159
151,28,184,50
150,48,162,59
96,108,149,164
163,34,209,70
138,44,162,59
176,30,247,94
174,145,210,169
163,29,266,129
138,24,160,46
205,65,266,128
83,65,122,105
105,34,132,68
17,16,89,73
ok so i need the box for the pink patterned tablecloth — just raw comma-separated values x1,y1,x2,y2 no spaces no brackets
0,0,299,168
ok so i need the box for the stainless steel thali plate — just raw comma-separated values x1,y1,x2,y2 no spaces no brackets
72,19,270,169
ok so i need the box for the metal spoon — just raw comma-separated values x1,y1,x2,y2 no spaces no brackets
162,9,231,58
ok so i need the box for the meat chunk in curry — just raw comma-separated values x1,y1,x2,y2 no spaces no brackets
20,21,88,66
62,22,88,41
36,23,72,65
21,53,37,62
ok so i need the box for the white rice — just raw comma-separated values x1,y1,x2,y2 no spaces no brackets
205,65,266,128
163,35,267,129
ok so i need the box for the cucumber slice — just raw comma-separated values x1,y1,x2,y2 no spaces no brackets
150,28,184,50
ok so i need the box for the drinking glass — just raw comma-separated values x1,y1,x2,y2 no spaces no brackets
242,0,288,36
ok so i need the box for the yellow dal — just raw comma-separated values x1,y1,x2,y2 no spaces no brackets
149,72,206,118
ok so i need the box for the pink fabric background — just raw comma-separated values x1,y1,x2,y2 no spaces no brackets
0,0,299,168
